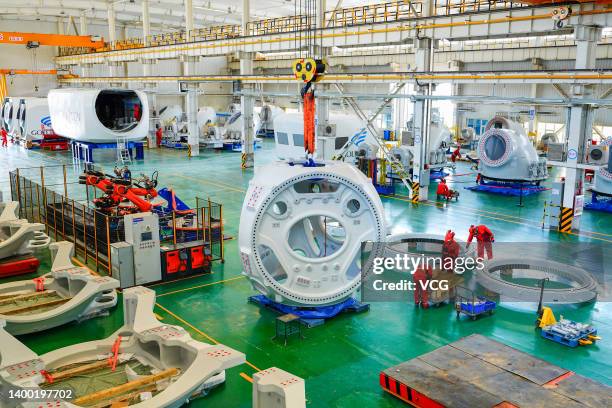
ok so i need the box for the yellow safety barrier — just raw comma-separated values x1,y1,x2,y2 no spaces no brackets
559,206,574,233
411,182,420,203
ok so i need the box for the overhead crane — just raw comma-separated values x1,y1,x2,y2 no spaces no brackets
0,32,104,49
0,69,58,104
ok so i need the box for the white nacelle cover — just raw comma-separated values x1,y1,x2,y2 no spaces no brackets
16,97,54,142
2,97,18,136
158,104,183,125
477,116,547,181
239,161,387,306
48,88,149,142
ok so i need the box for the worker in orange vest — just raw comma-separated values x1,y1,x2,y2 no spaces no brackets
1,128,7,147
467,224,495,260
413,265,433,308
155,124,163,148
442,230,460,271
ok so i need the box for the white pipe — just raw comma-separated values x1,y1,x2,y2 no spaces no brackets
142,0,150,47
242,0,249,33
184,0,193,40
107,3,116,43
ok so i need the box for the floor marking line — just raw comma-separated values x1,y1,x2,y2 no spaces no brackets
154,302,262,372
385,195,612,244
172,173,246,193
156,275,246,297
181,172,612,242
388,192,612,239
147,271,213,288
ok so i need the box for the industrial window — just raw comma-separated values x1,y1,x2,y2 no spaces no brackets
276,132,289,145
293,134,304,147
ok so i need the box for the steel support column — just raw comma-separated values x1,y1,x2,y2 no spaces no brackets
182,0,199,156
412,37,435,201
240,0,255,168
107,3,118,77
241,55,255,168
563,25,601,231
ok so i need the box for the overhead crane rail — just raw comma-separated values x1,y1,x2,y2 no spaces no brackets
56,70,612,86
0,31,104,49
57,0,527,57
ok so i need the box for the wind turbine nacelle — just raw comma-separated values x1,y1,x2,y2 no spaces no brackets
477,116,548,182
48,88,149,143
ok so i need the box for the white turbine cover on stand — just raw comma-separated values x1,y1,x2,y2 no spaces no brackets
477,116,548,181
239,161,386,306
48,88,149,142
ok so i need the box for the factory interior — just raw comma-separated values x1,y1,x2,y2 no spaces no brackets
0,0,611,407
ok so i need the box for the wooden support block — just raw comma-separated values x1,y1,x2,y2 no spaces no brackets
1,297,71,315
51,360,111,382
90,385,157,408
0,290,57,306
73,367,179,406
0,292,28,301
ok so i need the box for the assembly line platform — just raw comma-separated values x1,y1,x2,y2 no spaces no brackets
380,334,611,408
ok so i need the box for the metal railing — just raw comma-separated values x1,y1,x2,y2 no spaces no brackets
325,1,423,28
58,0,531,57
434,0,525,16
9,165,224,274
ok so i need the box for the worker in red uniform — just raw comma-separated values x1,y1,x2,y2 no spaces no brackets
442,230,460,272
1,128,7,147
413,265,433,308
155,124,163,148
467,224,495,260
450,146,462,162
133,103,141,121
436,178,454,200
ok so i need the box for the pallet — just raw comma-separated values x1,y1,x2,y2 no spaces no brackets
380,334,611,408
248,295,369,328
541,325,598,348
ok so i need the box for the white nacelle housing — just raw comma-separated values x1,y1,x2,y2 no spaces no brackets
274,111,378,162
1,97,18,136
48,88,149,142
239,161,386,306
477,116,548,182
593,138,612,195
158,104,183,125
428,121,452,169
16,98,55,143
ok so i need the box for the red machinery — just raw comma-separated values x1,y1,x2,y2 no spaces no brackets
79,170,159,215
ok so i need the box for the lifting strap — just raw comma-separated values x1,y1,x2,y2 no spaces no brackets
303,92,316,155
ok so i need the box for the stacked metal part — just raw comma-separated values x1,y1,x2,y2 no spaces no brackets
477,116,548,182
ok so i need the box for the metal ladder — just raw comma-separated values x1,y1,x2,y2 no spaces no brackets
332,83,413,194
116,136,132,165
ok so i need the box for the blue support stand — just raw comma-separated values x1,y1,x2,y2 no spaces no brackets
465,179,546,197
248,295,369,328
430,170,450,181
585,191,612,213
71,141,144,163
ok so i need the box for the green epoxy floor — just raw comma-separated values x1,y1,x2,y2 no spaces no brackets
1,141,611,407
